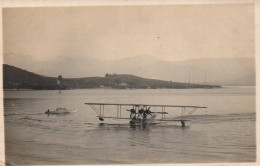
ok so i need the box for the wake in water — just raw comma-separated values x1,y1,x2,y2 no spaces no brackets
83,112,256,130
4,110,77,117
4,113,45,116
189,112,256,124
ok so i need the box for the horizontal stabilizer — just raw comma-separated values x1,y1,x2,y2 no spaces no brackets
151,112,168,114
96,116,130,120
156,119,190,122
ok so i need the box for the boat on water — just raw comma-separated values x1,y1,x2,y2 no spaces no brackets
45,108,71,114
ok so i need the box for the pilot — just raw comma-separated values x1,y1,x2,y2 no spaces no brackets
138,108,144,114
143,111,147,120
130,109,136,119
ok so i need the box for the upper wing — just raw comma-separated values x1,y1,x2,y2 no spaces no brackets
85,102,207,108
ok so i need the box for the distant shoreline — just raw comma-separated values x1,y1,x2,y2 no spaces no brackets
3,87,222,91
4,86,257,91
4,64,222,90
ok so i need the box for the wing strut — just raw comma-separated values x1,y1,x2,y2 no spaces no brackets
88,104,105,121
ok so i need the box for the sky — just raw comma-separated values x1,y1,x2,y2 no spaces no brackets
3,4,254,63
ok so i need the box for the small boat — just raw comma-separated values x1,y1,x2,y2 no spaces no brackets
45,108,71,114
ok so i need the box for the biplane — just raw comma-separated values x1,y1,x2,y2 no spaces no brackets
85,103,207,127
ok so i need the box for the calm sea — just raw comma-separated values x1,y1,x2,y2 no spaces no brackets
4,87,256,165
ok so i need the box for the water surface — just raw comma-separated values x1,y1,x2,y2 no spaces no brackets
4,87,256,165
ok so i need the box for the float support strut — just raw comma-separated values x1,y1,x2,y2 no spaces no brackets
181,120,185,127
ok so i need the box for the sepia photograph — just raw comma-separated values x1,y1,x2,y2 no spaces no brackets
1,1,257,165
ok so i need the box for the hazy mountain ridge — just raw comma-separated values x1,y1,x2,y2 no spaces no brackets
4,53,255,86
3,64,220,90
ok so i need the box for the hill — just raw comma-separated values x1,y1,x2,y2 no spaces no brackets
3,64,220,90
4,53,255,86
3,64,58,90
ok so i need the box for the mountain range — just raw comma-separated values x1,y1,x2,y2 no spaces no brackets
4,53,255,86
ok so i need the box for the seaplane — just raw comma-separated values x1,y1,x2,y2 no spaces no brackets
85,103,207,127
